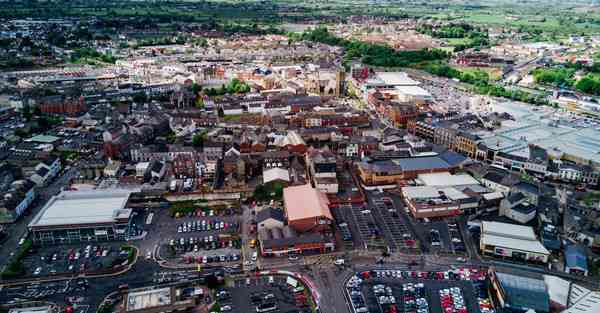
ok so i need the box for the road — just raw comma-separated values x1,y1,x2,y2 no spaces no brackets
0,166,80,269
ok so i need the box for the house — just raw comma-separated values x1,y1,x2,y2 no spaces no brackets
481,170,514,194
283,184,333,233
0,179,36,222
306,148,339,194
103,160,122,177
29,156,62,187
499,192,537,224
256,207,285,231
149,161,166,180
565,244,588,276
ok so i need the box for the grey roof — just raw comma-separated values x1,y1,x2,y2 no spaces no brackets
565,244,588,271
496,272,550,312
512,202,537,215
483,171,506,184
439,150,468,167
507,192,526,204
256,207,285,224
392,156,451,172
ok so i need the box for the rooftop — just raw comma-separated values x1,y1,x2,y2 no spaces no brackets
283,184,332,222
29,190,133,228
417,172,479,187
496,272,550,313
482,221,549,255
126,287,172,311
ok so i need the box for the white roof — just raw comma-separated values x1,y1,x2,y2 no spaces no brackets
263,167,290,184
394,85,432,97
544,275,570,307
374,72,420,86
403,186,469,200
482,192,505,201
563,291,600,313
418,172,480,187
481,221,549,255
483,221,537,240
29,190,132,228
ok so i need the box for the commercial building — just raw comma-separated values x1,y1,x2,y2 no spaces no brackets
401,185,478,218
489,271,550,313
258,226,335,257
28,190,133,245
480,221,550,263
283,184,333,233
123,286,200,313
357,156,454,188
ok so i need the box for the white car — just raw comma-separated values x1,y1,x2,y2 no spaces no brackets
334,259,345,266
251,252,257,261
220,305,232,312
33,267,42,275
18,238,25,246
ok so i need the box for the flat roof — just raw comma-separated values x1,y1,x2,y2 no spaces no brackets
417,172,480,187
29,134,60,143
394,85,432,97
126,287,172,311
9,307,51,313
375,72,420,86
29,190,132,228
403,186,470,201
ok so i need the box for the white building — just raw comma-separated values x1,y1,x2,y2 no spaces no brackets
480,221,550,263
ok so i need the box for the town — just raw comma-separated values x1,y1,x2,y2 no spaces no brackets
1,1,600,313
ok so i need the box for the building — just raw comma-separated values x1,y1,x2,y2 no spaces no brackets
357,156,454,188
123,286,200,313
258,226,335,257
263,167,290,186
401,185,478,219
499,192,537,224
564,244,588,276
306,148,339,194
28,190,133,245
489,270,550,313
29,156,62,186
38,95,87,115
0,179,36,222
480,221,550,263
256,207,285,231
283,184,333,233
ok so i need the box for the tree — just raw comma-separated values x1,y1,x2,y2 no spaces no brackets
192,131,207,147
133,92,148,104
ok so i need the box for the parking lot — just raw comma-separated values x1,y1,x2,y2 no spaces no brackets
149,204,243,266
370,197,418,253
333,204,387,251
347,268,494,313
225,275,313,313
21,242,128,277
415,220,467,256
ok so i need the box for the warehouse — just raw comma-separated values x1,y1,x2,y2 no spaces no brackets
283,184,333,233
28,189,133,245
480,221,550,263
